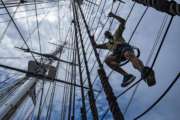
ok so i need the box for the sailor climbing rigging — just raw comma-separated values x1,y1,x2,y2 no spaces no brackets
92,12,156,87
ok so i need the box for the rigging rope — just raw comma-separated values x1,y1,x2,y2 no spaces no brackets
123,14,169,115
81,0,118,79
34,0,43,62
60,24,78,120
80,0,97,45
0,2,21,43
0,73,21,85
71,44,77,120
60,28,73,120
46,41,66,119
151,16,174,68
0,6,57,16
73,2,99,119
0,0,38,63
67,37,76,120
90,2,141,90
134,73,180,120
25,7,33,48
34,4,53,116
0,0,178,119
84,0,113,48
0,0,58,9
79,0,106,66
35,81,51,119
58,27,75,119
72,7,88,119
0,12,51,24
83,0,135,91
80,3,126,113
101,15,174,119
80,3,145,117
128,7,148,43
20,9,55,48
75,0,124,119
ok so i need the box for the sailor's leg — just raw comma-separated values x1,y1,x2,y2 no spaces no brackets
124,51,156,86
124,51,144,72
105,54,136,87
105,54,128,76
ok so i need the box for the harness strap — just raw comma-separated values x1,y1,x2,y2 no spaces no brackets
119,45,141,66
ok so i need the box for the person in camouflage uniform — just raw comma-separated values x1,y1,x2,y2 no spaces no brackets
93,12,155,87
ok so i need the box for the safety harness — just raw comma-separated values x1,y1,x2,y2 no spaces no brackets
119,45,140,66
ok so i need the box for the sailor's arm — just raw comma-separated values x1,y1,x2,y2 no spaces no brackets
108,12,126,25
95,43,109,49
92,35,109,49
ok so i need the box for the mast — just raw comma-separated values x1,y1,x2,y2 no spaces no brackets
0,43,66,119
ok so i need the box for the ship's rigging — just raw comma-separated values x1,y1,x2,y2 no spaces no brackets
0,0,179,120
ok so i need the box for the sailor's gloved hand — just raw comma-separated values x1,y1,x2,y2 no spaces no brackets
91,35,97,47
108,12,114,17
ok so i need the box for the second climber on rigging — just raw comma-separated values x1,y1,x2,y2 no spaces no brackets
92,12,156,87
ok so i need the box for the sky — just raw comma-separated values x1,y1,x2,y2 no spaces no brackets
0,0,180,120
